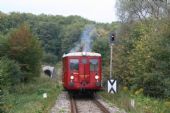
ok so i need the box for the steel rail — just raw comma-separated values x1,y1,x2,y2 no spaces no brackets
93,99,110,113
70,94,79,113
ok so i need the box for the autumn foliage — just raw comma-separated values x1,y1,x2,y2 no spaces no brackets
0,24,42,83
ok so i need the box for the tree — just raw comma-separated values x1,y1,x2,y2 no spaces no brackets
8,24,43,81
42,53,58,65
116,0,169,23
0,11,95,62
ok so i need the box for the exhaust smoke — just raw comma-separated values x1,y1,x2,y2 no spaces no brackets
70,25,96,52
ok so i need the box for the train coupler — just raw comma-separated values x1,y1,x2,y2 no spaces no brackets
69,81,74,87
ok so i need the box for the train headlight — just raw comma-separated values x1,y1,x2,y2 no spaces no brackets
70,75,74,80
95,75,99,80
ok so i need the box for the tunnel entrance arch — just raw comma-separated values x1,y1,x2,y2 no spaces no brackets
44,69,51,77
42,66,55,78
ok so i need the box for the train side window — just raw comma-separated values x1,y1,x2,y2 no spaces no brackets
90,59,98,71
70,59,79,71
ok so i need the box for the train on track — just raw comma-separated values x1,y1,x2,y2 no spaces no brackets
62,52,102,92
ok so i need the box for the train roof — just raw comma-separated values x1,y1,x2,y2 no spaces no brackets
62,52,101,58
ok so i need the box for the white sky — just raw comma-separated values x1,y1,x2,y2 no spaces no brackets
0,0,118,23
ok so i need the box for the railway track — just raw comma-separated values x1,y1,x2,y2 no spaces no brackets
69,93,110,113
93,98,110,113
70,94,79,113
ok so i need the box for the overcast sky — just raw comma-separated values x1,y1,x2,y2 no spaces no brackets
0,0,118,23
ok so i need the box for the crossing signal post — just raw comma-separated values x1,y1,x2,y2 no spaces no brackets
108,33,117,94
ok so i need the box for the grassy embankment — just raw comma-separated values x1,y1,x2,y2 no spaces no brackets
99,89,170,113
4,63,63,113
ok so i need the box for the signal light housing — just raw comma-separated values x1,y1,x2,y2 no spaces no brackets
110,33,116,43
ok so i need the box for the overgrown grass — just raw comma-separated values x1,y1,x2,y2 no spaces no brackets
99,90,170,113
3,76,62,113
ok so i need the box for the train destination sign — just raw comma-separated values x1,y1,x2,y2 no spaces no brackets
108,79,117,93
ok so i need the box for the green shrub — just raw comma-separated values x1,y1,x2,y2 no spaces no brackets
0,57,21,113
0,57,21,89
143,73,165,98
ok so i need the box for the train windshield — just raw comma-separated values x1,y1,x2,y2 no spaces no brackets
82,59,87,64
90,59,98,71
70,59,79,71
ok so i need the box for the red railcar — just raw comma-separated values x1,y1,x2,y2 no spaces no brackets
62,52,102,91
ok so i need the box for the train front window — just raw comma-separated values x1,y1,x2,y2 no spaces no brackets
82,59,87,64
90,59,98,71
70,59,79,71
